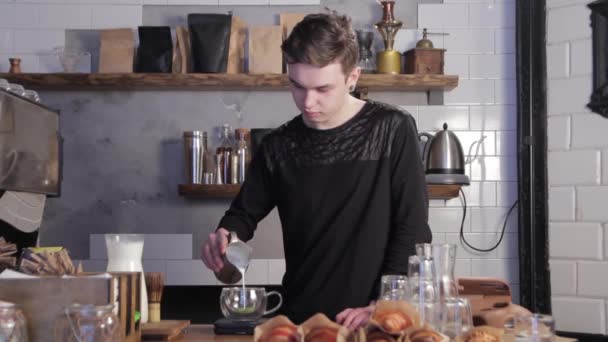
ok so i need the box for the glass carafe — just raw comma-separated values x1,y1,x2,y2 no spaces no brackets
356,29,375,73
415,243,458,300
105,234,148,323
431,243,458,300
0,303,28,342
55,304,120,342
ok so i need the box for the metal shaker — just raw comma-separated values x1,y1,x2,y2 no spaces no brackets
214,154,224,185
183,131,204,184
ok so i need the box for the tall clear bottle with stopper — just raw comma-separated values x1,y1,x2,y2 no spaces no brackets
216,124,234,184
235,128,250,184
215,231,252,285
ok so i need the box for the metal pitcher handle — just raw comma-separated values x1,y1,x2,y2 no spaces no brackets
263,291,283,316
418,132,434,167
229,231,239,244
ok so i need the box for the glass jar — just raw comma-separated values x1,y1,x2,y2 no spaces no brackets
0,303,28,342
55,304,120,342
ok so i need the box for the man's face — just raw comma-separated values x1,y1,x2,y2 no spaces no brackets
287,62,358,130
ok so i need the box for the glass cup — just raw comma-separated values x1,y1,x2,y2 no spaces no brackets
0,303,28,342
220,287,282,322
379,274,410,300
439,297,473,339
7,84,26,97
505,314,555,342
0,79,9,91
23,90,40,102
54,303,120,342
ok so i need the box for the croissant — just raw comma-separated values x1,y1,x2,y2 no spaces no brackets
409,329,443,342
376,310,413,334
367,330,398,342
260,324,299,342
305,326,339,342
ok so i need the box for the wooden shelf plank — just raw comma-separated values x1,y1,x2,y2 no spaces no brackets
178,183,461,200
0,73,458,91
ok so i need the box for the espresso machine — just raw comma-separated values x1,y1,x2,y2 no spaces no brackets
0,88,62,255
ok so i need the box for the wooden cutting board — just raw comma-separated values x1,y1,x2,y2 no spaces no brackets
142,320,191,341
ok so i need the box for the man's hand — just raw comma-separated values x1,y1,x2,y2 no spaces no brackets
335,303,375,330
201,228,230,273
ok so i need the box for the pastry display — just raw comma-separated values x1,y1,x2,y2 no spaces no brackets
254,315,300,342
366,329,399,342
369,300,420,335
305,326,340,342
408,328,446,342
457,326,504,342
376,310,412,333
299,313,353,342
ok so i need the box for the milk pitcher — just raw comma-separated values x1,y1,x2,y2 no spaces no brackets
215,231,252,284
105,234,148,323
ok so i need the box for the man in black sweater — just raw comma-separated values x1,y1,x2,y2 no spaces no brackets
202,12,431,329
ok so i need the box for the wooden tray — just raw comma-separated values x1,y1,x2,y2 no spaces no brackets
142,320,191,341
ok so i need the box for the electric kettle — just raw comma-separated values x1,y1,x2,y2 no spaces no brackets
419,123,471,185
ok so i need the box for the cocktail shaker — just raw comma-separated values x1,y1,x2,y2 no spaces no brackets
183,131,204,184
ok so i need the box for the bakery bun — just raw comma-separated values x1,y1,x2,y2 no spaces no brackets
464,331,499,342
305,326,339,342
409,329,443,342
376,310,412,333
367,330,398,342
261,324,299,342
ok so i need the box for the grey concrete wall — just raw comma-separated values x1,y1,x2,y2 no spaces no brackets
39,0,439,259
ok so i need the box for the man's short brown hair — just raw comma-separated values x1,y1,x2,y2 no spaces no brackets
281,12,359,74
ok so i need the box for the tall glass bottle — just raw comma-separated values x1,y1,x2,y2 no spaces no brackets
216,124,234,184
235,128,250,184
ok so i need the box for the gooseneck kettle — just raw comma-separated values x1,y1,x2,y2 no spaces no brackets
419,123,472,185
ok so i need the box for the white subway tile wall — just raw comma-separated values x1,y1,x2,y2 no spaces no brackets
549,260,577,295
552,298,606,334
547,42,569,79
549,223,603,260
0,0,520,312
548,4,608,333
548,187,576,222
547,116,571,150
0,0,322,71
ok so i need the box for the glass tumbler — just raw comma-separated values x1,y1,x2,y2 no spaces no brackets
379,274,410,300
0,303,28,342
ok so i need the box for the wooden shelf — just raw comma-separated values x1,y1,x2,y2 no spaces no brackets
0,73,458,91
178,183,461,200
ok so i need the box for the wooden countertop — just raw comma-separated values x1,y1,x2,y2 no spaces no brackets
152,325,248,341
153,325,577,342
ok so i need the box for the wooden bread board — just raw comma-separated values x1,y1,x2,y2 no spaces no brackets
142,320,191,341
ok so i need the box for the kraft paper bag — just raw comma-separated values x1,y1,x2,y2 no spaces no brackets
279,13,306,41
249,26,282,74
173,26,191,74
99,28,135,73
227,16,247,74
